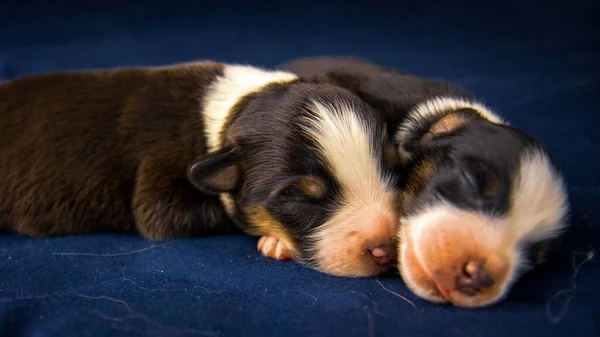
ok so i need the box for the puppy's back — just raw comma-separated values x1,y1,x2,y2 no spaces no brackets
0,62,224,236
279,56,474,129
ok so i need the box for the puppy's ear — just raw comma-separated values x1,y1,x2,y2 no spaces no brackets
424,108,480,139
187,146,241,195
399,108,481,162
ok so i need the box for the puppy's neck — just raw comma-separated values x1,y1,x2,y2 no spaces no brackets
202,64,298,153
201,64,298,215
395,96,506,162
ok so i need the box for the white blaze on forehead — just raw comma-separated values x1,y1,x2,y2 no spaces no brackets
200,64,298,215
301,100,395,205
202,64,298,153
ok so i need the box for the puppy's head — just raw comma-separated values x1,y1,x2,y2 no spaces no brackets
188,65,402,277
396,97,569,308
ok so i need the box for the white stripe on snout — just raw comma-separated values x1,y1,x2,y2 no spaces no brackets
301,100,395,206
200,64,298,215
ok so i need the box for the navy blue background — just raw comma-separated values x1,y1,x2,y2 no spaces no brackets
1,1,599,336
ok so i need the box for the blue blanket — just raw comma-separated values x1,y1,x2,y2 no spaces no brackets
1,1,598,336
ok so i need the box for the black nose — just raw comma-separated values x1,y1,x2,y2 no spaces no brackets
456,261,495,296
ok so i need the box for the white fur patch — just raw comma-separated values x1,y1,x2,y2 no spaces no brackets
300,99,399,276
509,148,570,244
219,194,236,218
200,64,298,216
202,64,298,153
396,96,506,160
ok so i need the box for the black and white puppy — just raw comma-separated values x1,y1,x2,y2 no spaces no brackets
0,61,402,277
279,56,570,307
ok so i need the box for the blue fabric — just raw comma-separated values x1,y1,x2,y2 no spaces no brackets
1,1,599,336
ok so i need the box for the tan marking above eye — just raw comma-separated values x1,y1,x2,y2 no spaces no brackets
297,176,328,200
428,112,471,136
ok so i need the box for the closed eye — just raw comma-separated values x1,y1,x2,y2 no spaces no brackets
278,175,329,203
281,186,310,201
462,170,480,193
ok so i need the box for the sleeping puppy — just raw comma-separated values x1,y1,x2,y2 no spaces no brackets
279,56,570,307
0,61,402,277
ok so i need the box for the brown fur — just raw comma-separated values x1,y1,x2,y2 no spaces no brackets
0,62,238,238
399,157,436,208
0,60,405,278
243,205,294,243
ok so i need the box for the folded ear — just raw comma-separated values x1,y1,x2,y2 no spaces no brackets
187,146,241,195
399,108,481,162
425,108,480,138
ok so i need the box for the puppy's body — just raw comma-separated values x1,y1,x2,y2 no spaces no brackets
280,56,570,307
0,63,235,238
0,61,402,277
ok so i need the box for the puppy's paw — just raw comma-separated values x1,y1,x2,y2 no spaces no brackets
257,236,294,261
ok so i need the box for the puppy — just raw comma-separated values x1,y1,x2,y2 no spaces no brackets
0,61,402,277
279,56,570,307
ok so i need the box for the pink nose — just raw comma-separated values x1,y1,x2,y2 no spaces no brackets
369,244,395,265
